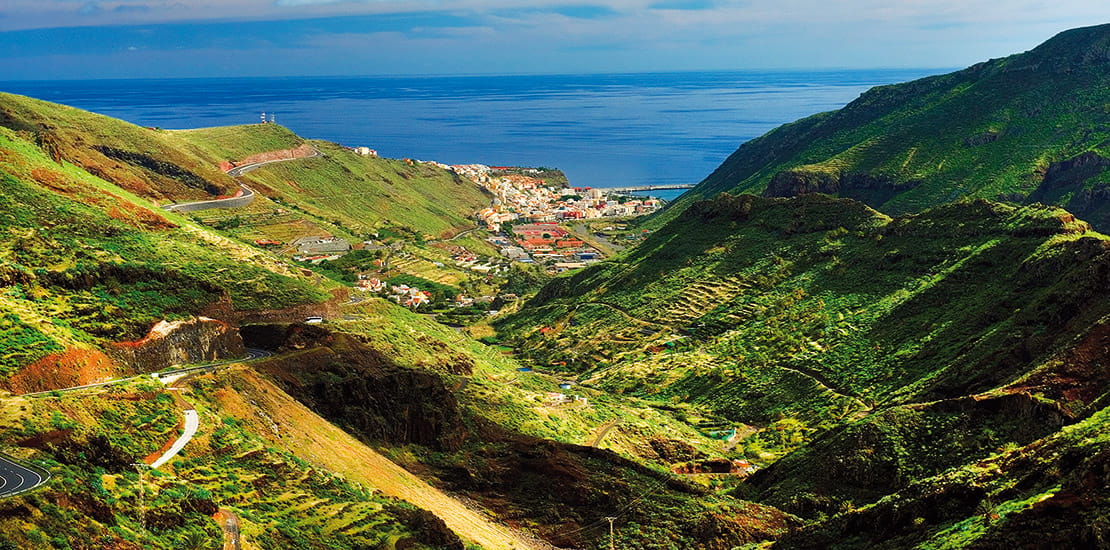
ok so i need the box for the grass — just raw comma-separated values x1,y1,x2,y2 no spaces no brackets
182,137,491,241
0,125,329,363
0,92,239,200
655,24,1110,230
497,192,1110,491
169,123,305,162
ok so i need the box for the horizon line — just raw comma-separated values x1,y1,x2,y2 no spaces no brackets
0,66,957,84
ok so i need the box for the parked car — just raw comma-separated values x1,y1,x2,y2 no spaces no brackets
304,316,324,324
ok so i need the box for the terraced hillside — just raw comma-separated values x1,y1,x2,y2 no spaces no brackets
660,24,1110,230
497,193,1110,543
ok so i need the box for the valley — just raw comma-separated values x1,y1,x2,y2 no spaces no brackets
0,22,1107,550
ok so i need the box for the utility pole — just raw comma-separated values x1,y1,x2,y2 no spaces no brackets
606,516,617,550
132,463,147,533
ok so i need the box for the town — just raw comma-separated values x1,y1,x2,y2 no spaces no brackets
234,150,669,318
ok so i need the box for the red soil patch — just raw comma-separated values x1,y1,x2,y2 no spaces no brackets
105,200,176,230
1006,322,1110,406
30,166,78,193
6,347,119,394
142,418,184,465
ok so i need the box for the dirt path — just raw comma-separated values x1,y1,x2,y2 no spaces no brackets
214,508,242,550
774,364,870,411
216,367,547,550
588,419,620,447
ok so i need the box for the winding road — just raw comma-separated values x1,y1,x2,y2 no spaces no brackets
162,146,322,213
0,454,48,498
148,398,198,469
3,348,273,500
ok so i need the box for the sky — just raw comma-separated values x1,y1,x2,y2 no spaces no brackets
1,1,1109,79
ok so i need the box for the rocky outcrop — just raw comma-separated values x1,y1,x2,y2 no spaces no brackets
247,324,467,451
1027,151,1110,231
764,168,920,205
1030,152,1110,201
201,288,346,325
108,317,244,372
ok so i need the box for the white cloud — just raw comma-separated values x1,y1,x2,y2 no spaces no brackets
3,0,1110,76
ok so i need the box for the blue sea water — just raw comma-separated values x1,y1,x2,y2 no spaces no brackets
0,70,944,191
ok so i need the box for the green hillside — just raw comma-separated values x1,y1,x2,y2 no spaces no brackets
661,24,1110,229
0,125,328,373
0,92,239,200
496,193,1110,530
173,127,491,240
0,93,793,550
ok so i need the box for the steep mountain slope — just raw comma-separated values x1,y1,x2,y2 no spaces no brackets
497,193,1110,530
661,24,1110,229
0,124,329,387
0,92,239,200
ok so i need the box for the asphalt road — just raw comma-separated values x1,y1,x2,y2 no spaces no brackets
0,453,48,498
149,408,199,469
162,146,322,213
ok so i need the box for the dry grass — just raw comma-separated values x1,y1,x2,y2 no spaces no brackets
208,366,545,550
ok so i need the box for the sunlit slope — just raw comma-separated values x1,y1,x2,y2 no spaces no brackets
173,127,491,239
0,125,328,381
0,92,239,200
498,192,1110,520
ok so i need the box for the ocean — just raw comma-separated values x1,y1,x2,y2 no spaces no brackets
1,70,944,192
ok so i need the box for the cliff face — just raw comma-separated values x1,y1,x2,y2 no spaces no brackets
1028,152,1110,229
245,324,467,451
764,169,921,205
108,317,244,373
201,288,347,325
4,316,245,393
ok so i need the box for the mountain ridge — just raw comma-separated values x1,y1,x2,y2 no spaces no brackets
656,23,1110,230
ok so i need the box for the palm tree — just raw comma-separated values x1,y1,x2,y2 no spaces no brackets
180,530,211,550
